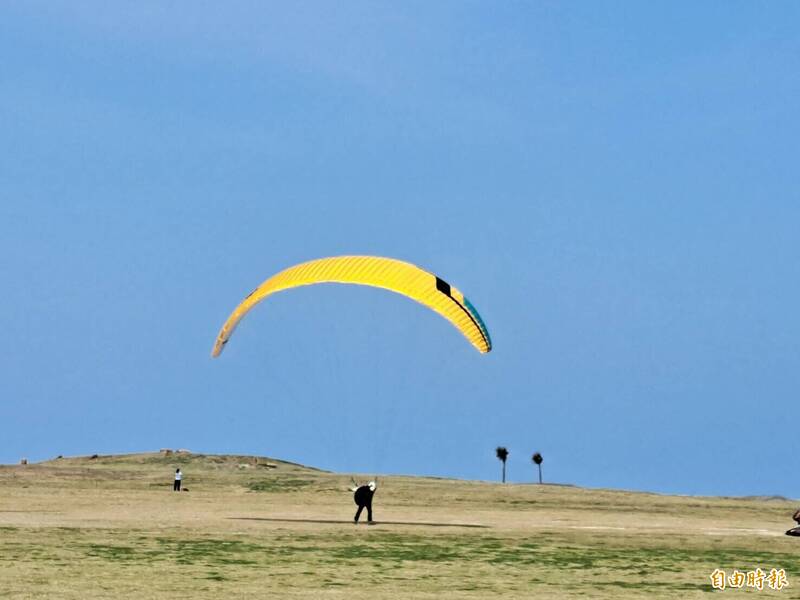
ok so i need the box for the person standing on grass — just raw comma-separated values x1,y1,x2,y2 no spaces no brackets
173,468,182,491
351,480,377,524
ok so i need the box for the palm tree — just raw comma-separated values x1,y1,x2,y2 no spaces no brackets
495,447,509,483
532,452,543,484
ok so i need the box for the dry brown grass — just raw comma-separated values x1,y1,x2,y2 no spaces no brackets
1,452,798,599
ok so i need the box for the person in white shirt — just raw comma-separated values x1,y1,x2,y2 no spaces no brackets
173,468,182,492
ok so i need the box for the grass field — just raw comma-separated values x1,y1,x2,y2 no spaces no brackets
1,452,798,599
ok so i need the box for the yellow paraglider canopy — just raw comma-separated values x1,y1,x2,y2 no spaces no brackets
212,255,491,356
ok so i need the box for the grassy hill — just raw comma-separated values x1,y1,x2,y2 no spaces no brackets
0,451,797,598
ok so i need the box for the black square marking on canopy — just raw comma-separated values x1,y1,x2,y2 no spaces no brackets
435,277,452,297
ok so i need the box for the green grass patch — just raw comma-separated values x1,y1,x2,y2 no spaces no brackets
85,544,137,562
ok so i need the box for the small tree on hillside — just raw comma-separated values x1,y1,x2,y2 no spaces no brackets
532,452,543,484
495,446,509,483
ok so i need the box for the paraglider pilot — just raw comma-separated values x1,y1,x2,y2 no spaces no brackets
351,479,377,524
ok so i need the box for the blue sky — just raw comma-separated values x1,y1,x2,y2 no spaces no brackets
1,2,798,496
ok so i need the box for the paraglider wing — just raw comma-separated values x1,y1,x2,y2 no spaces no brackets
211,255,491,356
